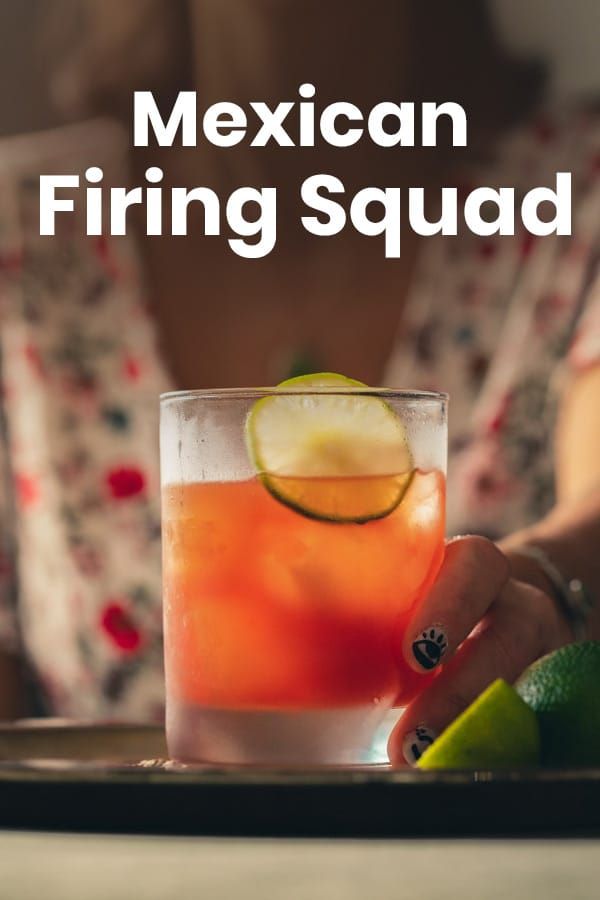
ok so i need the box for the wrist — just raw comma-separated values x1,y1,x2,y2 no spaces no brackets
503,546,559,597
503,543,593,641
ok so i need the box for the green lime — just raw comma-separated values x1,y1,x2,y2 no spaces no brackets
245,372,413,523
417,679,540,770
515,641,600,767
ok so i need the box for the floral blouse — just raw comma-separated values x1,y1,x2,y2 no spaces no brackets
385,106,600,538
0,122,171,719
0,111,599,720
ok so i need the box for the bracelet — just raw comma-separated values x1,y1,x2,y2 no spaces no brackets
511,545,595,641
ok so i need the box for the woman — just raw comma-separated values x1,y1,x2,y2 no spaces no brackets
0,1,598,766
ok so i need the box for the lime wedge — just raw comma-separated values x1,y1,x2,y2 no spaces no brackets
417,679,540,770
246,373,413,523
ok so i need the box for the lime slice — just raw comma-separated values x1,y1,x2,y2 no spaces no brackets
246,373,413,523
417,679,540,770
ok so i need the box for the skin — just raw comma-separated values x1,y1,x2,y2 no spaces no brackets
388,366,600,765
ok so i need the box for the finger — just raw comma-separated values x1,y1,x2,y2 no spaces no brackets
403,535,509,674
390,581,554,766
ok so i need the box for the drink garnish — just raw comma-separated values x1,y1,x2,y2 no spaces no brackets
417,679,541,770
245,372,414,523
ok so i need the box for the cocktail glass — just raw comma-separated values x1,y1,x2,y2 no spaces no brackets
160,387,447,765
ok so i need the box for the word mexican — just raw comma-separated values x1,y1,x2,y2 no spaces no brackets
131,88,469,149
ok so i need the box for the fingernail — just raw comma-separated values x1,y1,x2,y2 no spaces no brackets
411,624,448,671
402,725,438,766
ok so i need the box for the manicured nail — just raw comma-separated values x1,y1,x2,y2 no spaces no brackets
402,725,437,766
411,624,448,670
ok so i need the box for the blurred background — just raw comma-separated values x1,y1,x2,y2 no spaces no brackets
4,1,600,132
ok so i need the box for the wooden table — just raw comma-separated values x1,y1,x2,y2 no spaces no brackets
1,832,599,900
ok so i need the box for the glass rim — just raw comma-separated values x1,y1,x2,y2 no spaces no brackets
160,386,449,403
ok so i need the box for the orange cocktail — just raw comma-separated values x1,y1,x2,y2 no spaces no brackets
161,380,447,764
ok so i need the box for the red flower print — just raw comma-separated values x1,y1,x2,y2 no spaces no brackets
106,466,147,500
100,602,142,653
24,342,45,378
520,231,536,258
15,473,41,508
93,235,120,280
61,371,97,397
123,355,142,382
487,392,512,435
478,240,497,261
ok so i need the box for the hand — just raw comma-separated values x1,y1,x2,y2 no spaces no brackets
388,535,573,766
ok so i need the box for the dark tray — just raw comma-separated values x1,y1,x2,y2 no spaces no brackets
1,723,599,837
2,761,600,837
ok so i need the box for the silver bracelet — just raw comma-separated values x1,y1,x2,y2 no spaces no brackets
511,545,595,641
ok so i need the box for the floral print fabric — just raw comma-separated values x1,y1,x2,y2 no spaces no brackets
385,107,600,538
0,122,170,719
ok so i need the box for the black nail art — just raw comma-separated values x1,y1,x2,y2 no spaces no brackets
412,625,447,670
402,725,437,766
